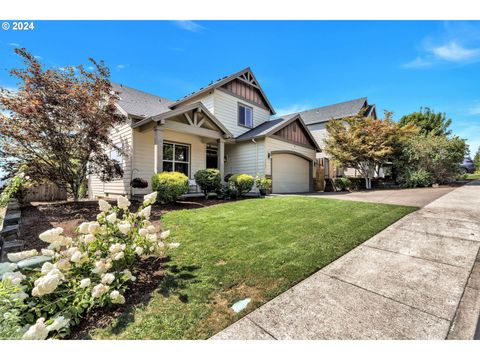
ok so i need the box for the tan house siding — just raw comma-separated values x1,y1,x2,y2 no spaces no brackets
90,122,133,198
264,137,317,178
213,89,270,138
132,127,207,195
179,92,215,114
225,140,265,177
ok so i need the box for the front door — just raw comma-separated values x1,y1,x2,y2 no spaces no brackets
206,144,218,169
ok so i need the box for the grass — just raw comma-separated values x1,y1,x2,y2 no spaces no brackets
466,173,480,180
91,196,416,339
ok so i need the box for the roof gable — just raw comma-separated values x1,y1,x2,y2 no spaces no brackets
282,98,370,125
112,82,173,118
272,119,317,149
169,67,276,115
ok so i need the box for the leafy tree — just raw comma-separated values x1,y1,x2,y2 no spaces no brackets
0,48,126,200
393,134,467,186
474,147,480,171
325,111,415,189
398,107,452,136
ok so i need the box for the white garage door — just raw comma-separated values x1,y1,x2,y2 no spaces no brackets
272,153,310,193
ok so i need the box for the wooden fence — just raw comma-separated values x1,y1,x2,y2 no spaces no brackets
22,182,68,203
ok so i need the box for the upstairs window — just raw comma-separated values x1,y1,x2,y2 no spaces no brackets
238,103,253,128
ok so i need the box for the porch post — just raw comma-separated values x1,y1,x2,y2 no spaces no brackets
154,124,164,174
217,138,225,181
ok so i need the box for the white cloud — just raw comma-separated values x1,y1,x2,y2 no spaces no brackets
8,43,20,47
430,41,480,62
116,64,126,70
275,104,311,117
173,20,205,32
87,66,95,71
34,55,42,59
401,56,433,69
468,103,480,115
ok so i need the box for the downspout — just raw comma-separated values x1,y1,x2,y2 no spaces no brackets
252,138,258,193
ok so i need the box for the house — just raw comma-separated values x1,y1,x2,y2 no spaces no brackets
88,67,321,198
281,98,377,179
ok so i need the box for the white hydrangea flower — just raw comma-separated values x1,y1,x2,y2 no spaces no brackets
106,213,117,223
113,251,124,261
143,192,157,206
32,269,64,297
110,290,126,304
138,228,149,236
88,221,100,234
39,227,64,244
41,262,54,275
46,316,69,332
78,222,90,234
22,318,49,340
79,278,91,288
84,234,96,244
70,250,83,263
118,222,131,235
121,269,136,282
147,233,157,242
146,225,156,234
92,283,110,298
92,260,108,275
138,205,151,219
134,246,144,256
2,271,26,285
109,243,126,254
167,242,180,248
157,242,165,248
65,247,78,256
7,249,39,263
41,249,55,257
160,230,171,240
101,272,115,285
96,213,103,221
55,258,71,272
117,195,131,210
99,199,111,212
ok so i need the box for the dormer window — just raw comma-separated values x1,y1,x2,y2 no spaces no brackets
238,103,253,128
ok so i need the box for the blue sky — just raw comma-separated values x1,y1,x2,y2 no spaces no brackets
1,20,480,156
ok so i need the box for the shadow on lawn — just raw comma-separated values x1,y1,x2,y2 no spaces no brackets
69,256,200,339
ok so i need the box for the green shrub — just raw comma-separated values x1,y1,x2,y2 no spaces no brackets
151,172,188,203
229,174,254,197
255,176,272,191
194,169,221,199
404,169,433,188
334,177,352,191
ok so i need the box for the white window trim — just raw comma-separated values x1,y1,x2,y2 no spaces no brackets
163,141,191,177
238,103,253,129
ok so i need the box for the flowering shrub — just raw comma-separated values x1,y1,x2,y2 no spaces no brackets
0,191,178,340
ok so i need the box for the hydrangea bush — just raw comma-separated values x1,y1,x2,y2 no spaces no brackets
0,192,178,340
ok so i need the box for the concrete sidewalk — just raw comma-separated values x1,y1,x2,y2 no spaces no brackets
212,181,480,340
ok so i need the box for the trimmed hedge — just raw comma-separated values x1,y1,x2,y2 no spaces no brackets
229,173,254,197
151,172,189,203
194,169,221,199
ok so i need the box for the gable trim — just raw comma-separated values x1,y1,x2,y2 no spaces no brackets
170,67,276,115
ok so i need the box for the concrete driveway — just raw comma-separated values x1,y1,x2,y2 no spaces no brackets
212,181,480,340
292,186,456,207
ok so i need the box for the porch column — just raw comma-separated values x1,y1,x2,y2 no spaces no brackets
217,138,225,181
154,124,164,174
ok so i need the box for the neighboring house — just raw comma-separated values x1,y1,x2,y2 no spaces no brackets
88,67,321,198
281,98,377,178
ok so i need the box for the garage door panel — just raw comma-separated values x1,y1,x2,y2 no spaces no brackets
272,153,310,193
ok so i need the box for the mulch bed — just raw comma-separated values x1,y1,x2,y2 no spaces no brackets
19,197,238,251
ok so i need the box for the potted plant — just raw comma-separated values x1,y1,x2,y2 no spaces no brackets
255,176,272,197
130,177,148,189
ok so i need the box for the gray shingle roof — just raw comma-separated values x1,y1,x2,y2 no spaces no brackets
112,82,174,118
282,97,368,125
235,118,287,141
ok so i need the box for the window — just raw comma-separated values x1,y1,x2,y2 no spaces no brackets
163,142,190,177
110,143,123,165
238,103,253,128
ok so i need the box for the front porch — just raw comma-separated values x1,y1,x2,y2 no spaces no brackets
130,102,233,196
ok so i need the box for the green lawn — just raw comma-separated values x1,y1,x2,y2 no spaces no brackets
92,196,416,339
466,173,480,180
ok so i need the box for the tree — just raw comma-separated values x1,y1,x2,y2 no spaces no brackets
474,147,480,171
398,107,452,136
0,48,126,200
325,111,415,189
393,134,467,186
